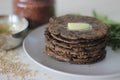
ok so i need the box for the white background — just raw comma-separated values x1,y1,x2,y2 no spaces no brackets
0,0,120,21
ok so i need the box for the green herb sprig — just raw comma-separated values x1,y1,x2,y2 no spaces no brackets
0,23,9,34
93,11,120,50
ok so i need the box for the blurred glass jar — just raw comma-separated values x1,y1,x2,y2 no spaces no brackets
13,0,55,29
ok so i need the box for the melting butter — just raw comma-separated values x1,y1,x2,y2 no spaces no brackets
68,23,92,31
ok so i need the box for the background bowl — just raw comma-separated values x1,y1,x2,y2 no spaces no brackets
0,15,28,51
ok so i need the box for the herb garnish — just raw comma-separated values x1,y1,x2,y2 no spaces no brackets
93,11,120,50
0,23,11,37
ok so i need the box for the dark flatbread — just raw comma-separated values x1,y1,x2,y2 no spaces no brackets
46,46,105,58
44,15,109,64
45,28,107,44
48,15,109,40
46,47,106,64
45,38,106,52
45,29,107,49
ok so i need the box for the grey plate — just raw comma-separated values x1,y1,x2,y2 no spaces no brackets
23,25,120,78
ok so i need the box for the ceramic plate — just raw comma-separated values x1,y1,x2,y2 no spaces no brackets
23,25,120,78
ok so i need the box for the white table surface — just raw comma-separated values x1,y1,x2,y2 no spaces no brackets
0,0,120,80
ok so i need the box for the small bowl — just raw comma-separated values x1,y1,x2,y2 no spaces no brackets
0,15,28,51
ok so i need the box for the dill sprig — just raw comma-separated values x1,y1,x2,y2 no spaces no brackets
93,11,120,50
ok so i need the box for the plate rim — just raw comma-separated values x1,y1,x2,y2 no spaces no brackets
23,26,120,78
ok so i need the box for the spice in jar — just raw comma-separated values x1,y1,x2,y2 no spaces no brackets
13,0,55,29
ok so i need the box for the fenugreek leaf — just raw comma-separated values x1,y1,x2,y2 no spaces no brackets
93,11,120,50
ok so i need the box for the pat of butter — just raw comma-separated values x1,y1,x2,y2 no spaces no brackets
68,23,91,31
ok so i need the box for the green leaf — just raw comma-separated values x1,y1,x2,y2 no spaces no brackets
0,23,10,34
93,11,120,51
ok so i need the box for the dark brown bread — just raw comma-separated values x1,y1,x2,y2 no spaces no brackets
48,15,109,40
46,47,106,64
45,14,109,64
